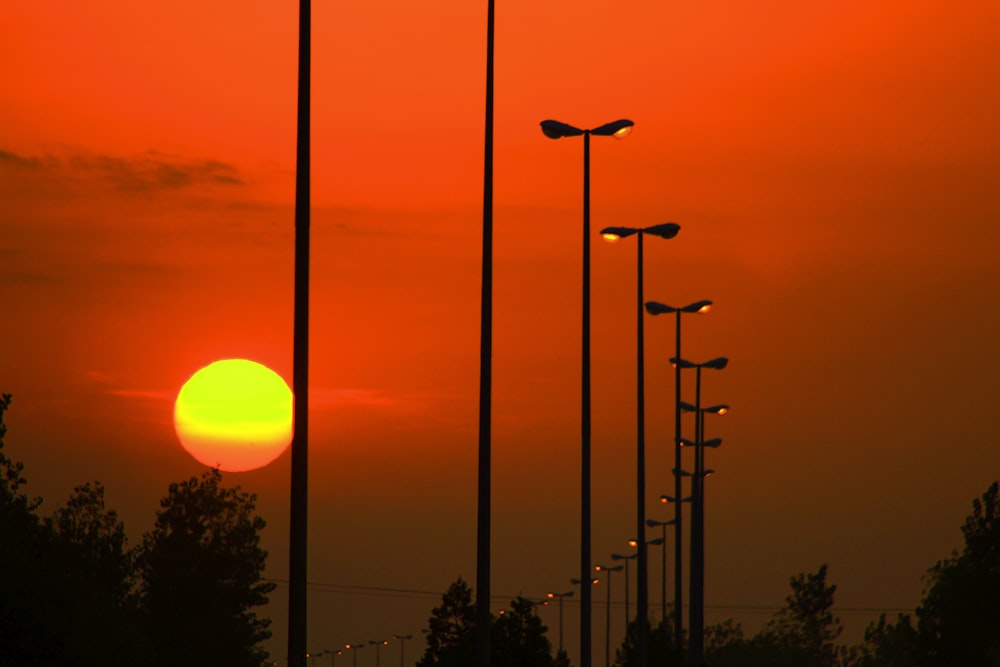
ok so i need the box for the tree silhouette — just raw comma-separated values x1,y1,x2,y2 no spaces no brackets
493,596,558,667
418,578,562,667
137,468,275,667
914,481,1000,666
419,577,478,667
45,482,146,666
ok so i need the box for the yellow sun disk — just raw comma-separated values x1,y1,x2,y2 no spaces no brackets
174,359,293,472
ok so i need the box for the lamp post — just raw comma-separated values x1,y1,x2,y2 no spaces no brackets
541,117,633,667
601,222,681,667
546,590,574,654
646,518,676,622
594,564,624,667
368,640,389,667
288,0,312,666
645,299,712,647
392,635,412,667
476,3,495,667
610,551,638,629
345,644,365,667
672,356,728,667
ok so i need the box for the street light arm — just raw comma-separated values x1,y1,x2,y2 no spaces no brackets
590,118,634,137
540,119,584,138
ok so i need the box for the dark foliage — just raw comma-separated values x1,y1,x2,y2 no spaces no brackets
137,469,276,667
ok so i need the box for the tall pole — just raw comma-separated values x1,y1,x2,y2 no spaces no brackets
673,311,684,651
475,2,495,667
288,1,311,666
581,129,593,667
602,568,617,667
688,367,704,667
635,232,648,667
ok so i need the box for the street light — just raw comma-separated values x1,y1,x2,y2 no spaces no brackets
611,552,638,628
645,298,712,648
546,590,574,654
541,116,634,667
594,564,624,667
646,518,677,621
329,649,344,667
392,635,412,667
368,640,390,667
288,1,312,666
601,222,681,667
476,4,496,667
672,355,728,667
345,643,365,667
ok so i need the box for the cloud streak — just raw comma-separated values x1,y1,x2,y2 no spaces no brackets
0,147,244,194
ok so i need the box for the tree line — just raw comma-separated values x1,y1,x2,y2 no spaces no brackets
4,392,998,666
0,394,274,667
416,481,1000,667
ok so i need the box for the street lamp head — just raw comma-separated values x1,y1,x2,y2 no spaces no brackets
599,226,640,241
591,118,634,138
647,537,665,546
611,552,637,561
595,563,624,572
703,468,716,477
572,577,600,585
540,119,584,139
705,404,730,415
628,538,638,547
704,356,729,370
661,494,693,503
671,356,729,370
643,222,681,239
678,437,696,448
703,438,723,448
647,518,676,527
645,299,713,316
678,401,697,413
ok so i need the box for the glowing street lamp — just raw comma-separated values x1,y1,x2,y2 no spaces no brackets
672,355,728,667
601,222,680,667
345,643,365,667
368,640,390,667
546,590,575,653
645,299,712,647
594,564,624,667
541,116,634,667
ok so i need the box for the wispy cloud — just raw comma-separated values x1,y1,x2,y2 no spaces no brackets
0,147,244,195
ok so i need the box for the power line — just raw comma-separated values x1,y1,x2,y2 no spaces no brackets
263,578,912,616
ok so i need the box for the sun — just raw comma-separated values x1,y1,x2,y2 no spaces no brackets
174,359,293,472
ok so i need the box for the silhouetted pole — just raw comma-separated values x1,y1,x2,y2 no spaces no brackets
475,2,494,667
547,591,574,653
600,222,679,667
540,118,633,667
288,1,311,666
691,366,703,667
581,128,593,667
595,564,622,667
672,355,727,667
392,635,412,667
646,299,713,652
673,311,683,650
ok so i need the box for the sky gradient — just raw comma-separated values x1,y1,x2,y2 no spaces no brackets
3,1,999,664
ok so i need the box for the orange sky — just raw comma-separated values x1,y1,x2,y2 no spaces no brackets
3,1,1000,664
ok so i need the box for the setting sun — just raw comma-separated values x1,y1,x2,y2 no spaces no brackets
173,359,293,472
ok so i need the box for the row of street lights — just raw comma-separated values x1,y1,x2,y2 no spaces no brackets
542,115,730,667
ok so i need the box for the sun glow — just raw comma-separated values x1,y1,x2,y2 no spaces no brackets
174,359,293,472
